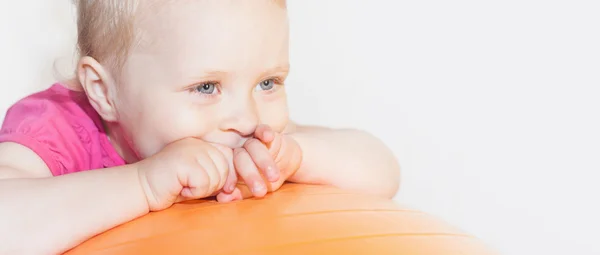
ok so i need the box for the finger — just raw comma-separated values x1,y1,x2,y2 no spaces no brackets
211,143,234,166
207,144,230,190
224,149,236,193
231,187,245,200
216,188,243,203
211,143,237,193
233,184,258,199
222,161,238,193
268,132,283,159
234,179,286,199
216,191,233,203
233,148,268,198
244,138,279,182
182,154,215,198
175,195,188,203
175,193,208,203
180,188,196,199
254,124,275,144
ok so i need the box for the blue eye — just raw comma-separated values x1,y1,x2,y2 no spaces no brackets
256,79,275,91
195,82,217,94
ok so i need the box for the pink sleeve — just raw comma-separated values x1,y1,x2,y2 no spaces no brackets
0,97,85,176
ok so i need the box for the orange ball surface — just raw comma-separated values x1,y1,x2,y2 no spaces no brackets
65,184,496,255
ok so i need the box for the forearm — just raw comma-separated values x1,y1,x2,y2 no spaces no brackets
0,164,149,254
287,126,400,198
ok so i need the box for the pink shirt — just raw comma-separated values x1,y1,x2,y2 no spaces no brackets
0,83,125,176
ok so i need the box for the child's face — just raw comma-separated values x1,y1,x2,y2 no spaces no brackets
114,1,289,158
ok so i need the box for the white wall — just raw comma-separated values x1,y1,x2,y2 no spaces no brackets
0,1,77,119
2,1,599,255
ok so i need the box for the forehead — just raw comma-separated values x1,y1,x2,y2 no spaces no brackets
133,0,289,76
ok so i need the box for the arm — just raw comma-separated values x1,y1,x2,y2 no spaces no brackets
0,143,149,254
285,124,401,198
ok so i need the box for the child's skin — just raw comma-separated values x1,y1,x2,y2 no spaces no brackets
0,1,400,254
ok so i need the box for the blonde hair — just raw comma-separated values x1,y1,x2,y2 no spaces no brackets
74,0,287,75
74,0,139,74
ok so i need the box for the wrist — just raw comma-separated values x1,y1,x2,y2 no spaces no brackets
280,134,303,180
131,161,152,213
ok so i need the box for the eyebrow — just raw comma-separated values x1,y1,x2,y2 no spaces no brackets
200,64,290,78
260,64,290,77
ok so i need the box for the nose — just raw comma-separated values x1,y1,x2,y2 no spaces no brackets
219,98,259,138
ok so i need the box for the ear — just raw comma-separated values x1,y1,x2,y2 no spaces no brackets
77,56,119,122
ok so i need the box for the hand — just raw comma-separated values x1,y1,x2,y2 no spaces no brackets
136,138,233,211
217,125,302,202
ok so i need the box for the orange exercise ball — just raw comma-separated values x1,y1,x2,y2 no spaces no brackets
65,184,497,255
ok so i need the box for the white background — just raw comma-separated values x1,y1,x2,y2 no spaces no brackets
1,1,599,255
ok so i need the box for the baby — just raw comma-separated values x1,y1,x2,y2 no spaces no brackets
0,0,400,254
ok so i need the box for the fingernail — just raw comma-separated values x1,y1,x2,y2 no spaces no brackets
252,181,266,194
229,184,236,193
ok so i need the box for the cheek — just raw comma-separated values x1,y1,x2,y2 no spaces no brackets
116,92,218,157
256,92,289,133
114,93,167,157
